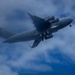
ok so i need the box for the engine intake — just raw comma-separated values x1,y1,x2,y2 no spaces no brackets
45,16,55,21
40,31,53,41
45,35,53,39
51,18,59,23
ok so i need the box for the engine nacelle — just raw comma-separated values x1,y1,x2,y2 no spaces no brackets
44,16,55,21
51,18,59,23
45,35,53,39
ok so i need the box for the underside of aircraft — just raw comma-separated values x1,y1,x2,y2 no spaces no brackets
0,13,73,48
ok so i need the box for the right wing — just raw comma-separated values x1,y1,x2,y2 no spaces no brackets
28,13,46,32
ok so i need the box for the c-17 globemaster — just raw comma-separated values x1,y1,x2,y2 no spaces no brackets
0,13,73,48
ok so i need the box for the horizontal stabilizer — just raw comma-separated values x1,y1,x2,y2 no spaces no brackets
0,28,14,39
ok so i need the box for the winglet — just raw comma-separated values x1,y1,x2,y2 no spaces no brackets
28,13,32,16
27,12,33,19
29,45,34,48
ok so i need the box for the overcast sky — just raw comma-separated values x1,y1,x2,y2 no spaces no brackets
0,0,75,75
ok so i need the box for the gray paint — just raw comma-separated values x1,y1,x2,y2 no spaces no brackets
1,14,73,48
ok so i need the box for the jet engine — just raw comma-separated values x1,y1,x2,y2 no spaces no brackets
45,16,55,21
40,31,53,41
45,35,53,39
51,18,59,23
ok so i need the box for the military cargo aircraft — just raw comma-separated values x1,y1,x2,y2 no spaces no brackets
0,13,73,48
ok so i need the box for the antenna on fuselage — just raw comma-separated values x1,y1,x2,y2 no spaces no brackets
70,25,72,27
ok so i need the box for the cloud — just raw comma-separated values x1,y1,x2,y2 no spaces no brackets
0,65,18,75
0,0,75,74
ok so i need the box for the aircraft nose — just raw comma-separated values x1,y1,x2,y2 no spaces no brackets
68,18,73,23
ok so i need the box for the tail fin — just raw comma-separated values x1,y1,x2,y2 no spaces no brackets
0,28,14,39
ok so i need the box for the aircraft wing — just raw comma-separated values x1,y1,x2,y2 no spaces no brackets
3,30,37,43
31,33,53,48
0,28,14,39
28,13,46,32
31,38,41,48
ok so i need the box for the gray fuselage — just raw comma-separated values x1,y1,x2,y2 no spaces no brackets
3,18,73,43
35,18,73,38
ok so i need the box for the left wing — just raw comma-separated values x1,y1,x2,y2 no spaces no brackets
31,34,53,48
3,30,37,43
31,38,41,48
